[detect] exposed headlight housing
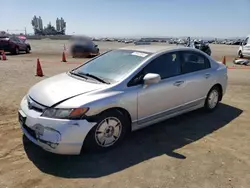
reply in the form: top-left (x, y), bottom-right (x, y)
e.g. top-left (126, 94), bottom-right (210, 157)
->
top-left (41, 107), bottom-right (89, 119)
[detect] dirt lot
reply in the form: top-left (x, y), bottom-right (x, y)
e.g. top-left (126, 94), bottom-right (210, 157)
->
top-left (0, 40), bottom-right (250, 188)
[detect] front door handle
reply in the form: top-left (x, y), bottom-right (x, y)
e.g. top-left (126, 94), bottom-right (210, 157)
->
top-left (173, 81), bottom-right (184, 86)
top-left (205, 73), bottom-right (211, 79)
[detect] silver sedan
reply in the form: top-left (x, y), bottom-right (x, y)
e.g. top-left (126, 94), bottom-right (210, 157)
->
top-left (19, 45), bottom-right (228, 155)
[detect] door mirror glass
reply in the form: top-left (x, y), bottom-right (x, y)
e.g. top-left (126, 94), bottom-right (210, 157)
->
top-left (143, 73), bottom-right (161, 85)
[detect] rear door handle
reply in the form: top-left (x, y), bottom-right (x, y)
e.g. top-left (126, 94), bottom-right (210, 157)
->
top-left (173, 81), bottom-right (184, 86)
top-left (205, 73), bottom-right (211, 79)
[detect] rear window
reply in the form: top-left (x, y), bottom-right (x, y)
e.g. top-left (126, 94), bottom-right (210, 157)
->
top-left (73, 38), bottom-right (93, 45)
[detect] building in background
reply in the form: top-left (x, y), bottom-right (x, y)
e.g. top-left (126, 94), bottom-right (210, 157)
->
top-left (31, 16), bottom-right (43, 35)
top-left (56, 17), bottom-right (66, 34)
top-left (38, 16), bottom-right (43, 31)
top-left (31, 16), bottom-right (66, 35)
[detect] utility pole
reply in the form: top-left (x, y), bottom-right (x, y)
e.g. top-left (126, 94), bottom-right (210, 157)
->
top-left (25, 27), bottom-right (27, 35)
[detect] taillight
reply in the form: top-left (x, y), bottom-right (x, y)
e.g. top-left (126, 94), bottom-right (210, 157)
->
top-left (0, 38), bottom-right (9, 43)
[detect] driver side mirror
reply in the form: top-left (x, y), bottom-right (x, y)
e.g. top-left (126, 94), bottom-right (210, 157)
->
top-left (94, 44), bottom-right (98, 47)
top-left (143, 73), bottom-right (161, 85)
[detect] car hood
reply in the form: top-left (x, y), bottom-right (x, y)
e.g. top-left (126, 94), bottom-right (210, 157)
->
top-left (28, 73), bottom-right (107, 107)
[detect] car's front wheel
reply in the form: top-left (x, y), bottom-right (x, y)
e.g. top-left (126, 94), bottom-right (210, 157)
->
top-left (26, 47), bottom-right (30, 53)
top-left (83, 110), bottom-right (129, 152)
top-left (204, 86), bottom-right (221, 112)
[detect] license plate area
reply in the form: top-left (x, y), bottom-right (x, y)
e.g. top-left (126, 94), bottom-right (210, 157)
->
top-left (18, 110), bottom-right (26, 126)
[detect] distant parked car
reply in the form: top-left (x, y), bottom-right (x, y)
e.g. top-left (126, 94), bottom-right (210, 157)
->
top-left (70, 36), bottom-right (99, 58)
top-left (134, 40), bottom-right (151, 45)
top-left (185, 39), bottom-right (212, 56)
top-left (238, 35), bottom-right (250, 58)
top-left (193, 41), bottom-right (211, 56)
top-left (0, 35), bottom-right (31, 54)
top-left (19, 45), bottom-right (227, 155)
top-left (124, 40), bottom-right (133, 44)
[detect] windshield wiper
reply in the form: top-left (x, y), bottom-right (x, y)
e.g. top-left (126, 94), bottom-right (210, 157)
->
top-left (81, 72), bottom-right (110, 84)
top-left (69, 71), bottom-right (88, 79)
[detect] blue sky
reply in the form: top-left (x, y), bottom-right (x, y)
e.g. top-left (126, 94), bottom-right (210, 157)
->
top-left (1, 0), bottom-right (250, 38)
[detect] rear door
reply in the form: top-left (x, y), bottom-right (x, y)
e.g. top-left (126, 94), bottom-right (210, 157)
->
top-left (242, 37), bottom-right (250, 57)
top-left (178, 50), bottom-right (214, 106)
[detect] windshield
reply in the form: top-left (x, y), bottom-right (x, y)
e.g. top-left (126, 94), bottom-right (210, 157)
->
top-left (72, 50), bottom-right (151, 83)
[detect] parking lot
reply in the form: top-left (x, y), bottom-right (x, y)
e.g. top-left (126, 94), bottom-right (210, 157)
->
top-left (0, 40), bottom-right (250, 188)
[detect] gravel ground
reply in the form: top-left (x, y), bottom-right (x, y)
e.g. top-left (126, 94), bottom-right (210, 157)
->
top-left (0, 41), bottom-right (250, 188)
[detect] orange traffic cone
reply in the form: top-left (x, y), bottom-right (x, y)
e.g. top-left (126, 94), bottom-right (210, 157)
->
top-left (36, 58), bottom-right (44, 77)
top-left (62, 51), bottom-right (67, 62)
top-left (222, 56), bottom-right (226, 66)
top-left (2, 51), bottom-right (6, 60)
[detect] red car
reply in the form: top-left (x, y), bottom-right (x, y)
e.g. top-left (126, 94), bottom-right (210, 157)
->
top-left (0, 35), bottom-right (31, 54)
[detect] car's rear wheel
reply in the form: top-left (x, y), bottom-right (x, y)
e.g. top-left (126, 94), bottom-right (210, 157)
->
top-left (12, 47), bottom-right (19, 55)
top-left (238, 50), bottom-right (243, 58)
top-left (83, 110), bottom-right (129, 152)
top-left (204, 86), bottom-right (221, 112)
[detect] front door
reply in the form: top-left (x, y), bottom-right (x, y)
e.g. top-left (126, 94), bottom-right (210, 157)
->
top-left (136, 51), bottom-right (184, 124)
top-left (15, 38), bottom-right (26, 51)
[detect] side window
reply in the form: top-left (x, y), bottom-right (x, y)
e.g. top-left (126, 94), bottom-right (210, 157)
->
top-left (242, 37), bottom-right (248, 46)
top-left (180, 51), bottom-right (210, 74)
top-left (244, 37), bottom-right (249, 45)
top-left (127, 52), bottom-right (181, 87)
top-left (15, 38), bottom-right (22, 43)
top-left (143, 52), bottom-right (181, 79)
top-left (10, 37), bottom-right (16, 42)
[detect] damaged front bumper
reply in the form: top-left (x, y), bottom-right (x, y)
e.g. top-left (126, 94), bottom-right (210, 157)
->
top-left (19, 97), bottom-right (96, 155)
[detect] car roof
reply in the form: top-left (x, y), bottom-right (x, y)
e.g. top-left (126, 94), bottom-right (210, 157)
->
top-left (119, 45), bottom-right (191, 54)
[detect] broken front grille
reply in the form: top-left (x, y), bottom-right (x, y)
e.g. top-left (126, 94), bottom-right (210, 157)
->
top-left (23, 124), bottom-right (36, 139)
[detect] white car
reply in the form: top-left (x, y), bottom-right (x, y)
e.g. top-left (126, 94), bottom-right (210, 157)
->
top-left (19, 45), bottom-right (228, 155)
top-left (238, 34), bottom-right (250, 58)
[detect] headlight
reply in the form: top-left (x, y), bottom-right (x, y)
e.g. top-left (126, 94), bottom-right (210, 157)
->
top-left (41, 107), bottom-right (89, 119)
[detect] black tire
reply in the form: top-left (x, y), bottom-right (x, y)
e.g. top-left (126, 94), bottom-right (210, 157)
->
top-left (204, 86), bottom-right (221, 112)
top-left (83, 110), bottom-right (130, 152)
top-left (207, 47), bottom-right (212, 56)
top-left (12, 47), bottom-right (19, 55)
top-left (26, 47), bottom-right (30, 53)
top-left (71, 50), bottom-right (76, 58)
top-left (238, 50), bottom-right (243, 58)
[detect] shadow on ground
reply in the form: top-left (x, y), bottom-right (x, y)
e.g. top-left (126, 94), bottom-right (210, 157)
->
top-left (23, 103), bottom-right (242, 178)
top-left (4, 52), bottom-right (28, 56)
